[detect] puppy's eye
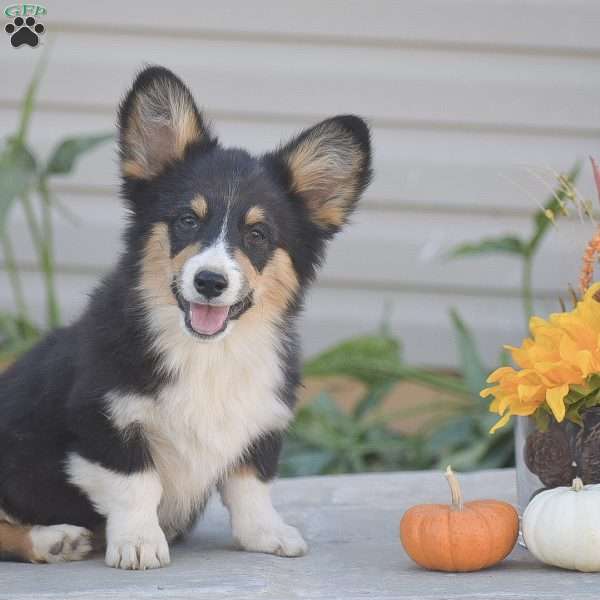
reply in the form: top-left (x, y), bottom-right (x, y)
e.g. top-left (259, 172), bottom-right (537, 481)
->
top-left (176, 214), bottom-right (199, 230)
top-left (245, 226), bottom-right (267, 246)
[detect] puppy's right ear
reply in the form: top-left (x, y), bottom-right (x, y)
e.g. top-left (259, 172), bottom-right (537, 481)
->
top-left (118, 66), bottom-right (213, 180)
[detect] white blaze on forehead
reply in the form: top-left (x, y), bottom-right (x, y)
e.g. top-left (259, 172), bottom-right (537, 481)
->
top-left (180, 240), bottom-right (244, 305)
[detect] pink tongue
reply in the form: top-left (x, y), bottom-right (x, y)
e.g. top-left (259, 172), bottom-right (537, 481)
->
top-left (189, 303), bottom-right (229, 335)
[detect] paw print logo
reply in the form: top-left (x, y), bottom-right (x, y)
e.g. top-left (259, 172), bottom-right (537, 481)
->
top-left (5, 16), bottom-right (45, 48)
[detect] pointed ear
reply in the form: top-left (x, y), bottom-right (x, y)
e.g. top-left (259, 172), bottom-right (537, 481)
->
top-left (269, 116), bottom-right (372, 231)
top-left (118, 66), bottom-right (213, 180)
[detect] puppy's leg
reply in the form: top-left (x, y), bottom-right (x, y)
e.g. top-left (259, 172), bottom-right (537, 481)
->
top-left (220, 434), bottom-right (307, 557)
top-left (0, 521), bottom-right (92, 563)
top-left (67, 454), bottom-right (169, 570)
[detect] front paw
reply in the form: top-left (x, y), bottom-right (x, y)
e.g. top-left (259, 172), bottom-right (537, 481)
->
top-left (30, 524), bottom-right (93, 563)
top-left (105, 527), bottom-right (170, 570)
top-left (234, 521), bottom-right (308, 557)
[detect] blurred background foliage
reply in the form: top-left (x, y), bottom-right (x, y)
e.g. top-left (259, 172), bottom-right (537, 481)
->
top-left (0, 62), bottom-right (580, 475)
top-left (281, 164), bottom-right (581, 476)
top-left (0, 56), bottom-right (112, 365)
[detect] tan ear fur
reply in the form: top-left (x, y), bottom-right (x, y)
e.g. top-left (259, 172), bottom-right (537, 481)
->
top-left (120, 69), bottom-right (208, 179)
top-left (277, 117), bottom-right (371, 229)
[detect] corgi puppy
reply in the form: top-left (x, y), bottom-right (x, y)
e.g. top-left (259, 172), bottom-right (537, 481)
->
top-left (0, 66), bottom-right (372, 569)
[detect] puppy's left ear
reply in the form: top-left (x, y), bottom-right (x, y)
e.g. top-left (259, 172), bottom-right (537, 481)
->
top-left (118, 66), bottom-right (213, 180)
top-left (267, 115), bottom-right (372, 232)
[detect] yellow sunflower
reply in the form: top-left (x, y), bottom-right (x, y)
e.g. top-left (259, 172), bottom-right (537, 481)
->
top-left (481, 282), bottom-right (600, 433)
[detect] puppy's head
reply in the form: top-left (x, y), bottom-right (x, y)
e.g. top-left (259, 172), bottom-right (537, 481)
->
top-left (119, 66), bottom-right (371, 343)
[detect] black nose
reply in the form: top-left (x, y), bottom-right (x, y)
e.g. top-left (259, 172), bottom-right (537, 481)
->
top-left (194, 271), bottom-right (228, 299)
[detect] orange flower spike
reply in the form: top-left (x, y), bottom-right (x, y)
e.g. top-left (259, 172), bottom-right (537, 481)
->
top-left (580, 233), bottom-right (600, 296)
top-left (580, 158), bottom-right (600, 295)
top-left (592, 157), bottom-right (600, 201)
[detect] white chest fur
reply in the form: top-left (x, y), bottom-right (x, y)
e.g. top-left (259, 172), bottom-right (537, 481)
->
top-left (107, 325), bottom-right (292, 538)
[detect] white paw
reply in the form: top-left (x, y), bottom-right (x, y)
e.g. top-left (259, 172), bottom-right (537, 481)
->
top-left (234, 522), bottom-right (308, 557)
top-left (105, 527), bottom-right (170, 570)
top-left (31, 524), bottom-right (93, 563)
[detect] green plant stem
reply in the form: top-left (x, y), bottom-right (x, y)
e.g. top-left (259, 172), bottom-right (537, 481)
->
top-left (364, 400), bottom-right (449, 427)
top-left (1, 232), bottom-right (28, 321)
top-left (38, 177), bottom-right (59, 327)
top-left (20, 191), bottom-right (43, 254)
top-left (522, 253), bottom-right (534, 329)
top-left (15, 52), bottom-right (48, 143)
top-left (20, 188), bottom-right (60, 328)
top-left (392, 365), bottom-right (470, 397)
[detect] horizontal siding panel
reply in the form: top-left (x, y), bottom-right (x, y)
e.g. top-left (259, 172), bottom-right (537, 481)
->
top-left (5, 195), bottom-right (588, 295)
top-left (0, 269), bottom-right (558, 367)
top-left (1, 0), bottom-right (597, 370)
top-left (303, 286), bottom-right (558, 365)
top-left (1, 33), bottom-right (599, 132)
top-left (50, 1), bottom-right (600, 52)
top-left (0, 108), bottom-right (596, 213)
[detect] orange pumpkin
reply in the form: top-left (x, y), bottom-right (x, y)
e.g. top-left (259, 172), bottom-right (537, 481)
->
top-left (400, 466), bottom-right (518, 572)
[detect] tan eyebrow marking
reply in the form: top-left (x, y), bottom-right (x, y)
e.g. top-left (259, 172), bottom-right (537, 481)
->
top-left (245, 206), bottom-right (265, 226)
top-left (191, 195), bottom-right (208, 219)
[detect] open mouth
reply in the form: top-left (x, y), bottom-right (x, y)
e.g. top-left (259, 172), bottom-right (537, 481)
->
top-left (184, 297), bottom-right (253, 338)
top-left (171, 281), bottom-right (253, 339)
top-left (188, 303), bottom-right (230, 336)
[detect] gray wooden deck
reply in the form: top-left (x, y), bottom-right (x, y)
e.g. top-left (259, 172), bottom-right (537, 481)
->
top-left (0, 470), bottom-right (596, 599)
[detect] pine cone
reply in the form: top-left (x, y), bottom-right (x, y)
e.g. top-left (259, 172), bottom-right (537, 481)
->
top-left (525, 425), bottom-right (574, 487)
top-left (576, 408), bottom-right (600, 484)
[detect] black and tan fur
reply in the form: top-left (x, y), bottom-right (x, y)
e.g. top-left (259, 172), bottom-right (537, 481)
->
top-left (0, 66), bottom-right (372, 569)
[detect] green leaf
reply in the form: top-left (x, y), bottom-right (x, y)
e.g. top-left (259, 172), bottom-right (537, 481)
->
top-left (280, 449), bottom-right (335, 476)
top-left (303, 334), bottom-right (402, 386)
top-left (476, 432), bottom-right (515, 469)
top-left (16, 52), bottom-right (48, 143)
top-left (353, 381), bottom-right (394, 419)
top-left (304, 334), bottom-right (469, 396)
top-left (529, 163), bottom-right (581, 253)
top-left (427, 416), bottom-right (474, 454)
top-left (583, 389), bottom-right (600, 410)
top-left (449, 309), bottom-right (487, 398)
top-left (391, 365), bottom-right (469, 396)
top-left (586, 374), bottom-right (600, 391)
top-left (564, 391), bottom-right (586, 405)
top-left (45, 133), bottom-right (113, 176)
top-left (0, 311), bottom-right (40, 359)
top-left (498, 348), bottom-right (511, 367)
top-left (291, 393), bottom-right (355, 449)
top-left (0, 312), bottom-right (20, 342)
top-left (565, 398), bottom-right (586, 427)
top-left (532, 407), bottom-right (550, 432)
top-left (437, 438), bottom-right (490, 471)
top-left (448, 236), bottom-right (527, 259)
top-left (563, 385), bottom-right (600, 426)
top-left (569, 383), bottom-right (592, 397)
top-left (0, 139), bottom-right (37, 232)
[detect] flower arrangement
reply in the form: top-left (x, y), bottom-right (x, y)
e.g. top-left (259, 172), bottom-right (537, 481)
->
top-left (481, 282), bottom-right (600, 433)
top-left (482, 158), bottom-right (600, 435)
top-left (480, 158), bottom-right (600, 508)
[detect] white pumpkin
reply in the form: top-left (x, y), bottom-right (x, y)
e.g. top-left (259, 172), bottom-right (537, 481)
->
top-left (523, 477), bottom-right (600, 572)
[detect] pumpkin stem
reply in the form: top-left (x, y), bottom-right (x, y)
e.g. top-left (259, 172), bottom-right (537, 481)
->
top-left (572, 477), bottom-right (585, 492)
top-left (445, 465), bottom-right (464, 510)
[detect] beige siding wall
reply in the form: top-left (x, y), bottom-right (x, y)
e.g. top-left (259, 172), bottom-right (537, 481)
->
top-left (1, 1), bottom-right (599, 366)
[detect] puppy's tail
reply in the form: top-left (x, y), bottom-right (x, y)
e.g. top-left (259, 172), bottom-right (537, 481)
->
top-left (0, 521), bottom-right (36, 562)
